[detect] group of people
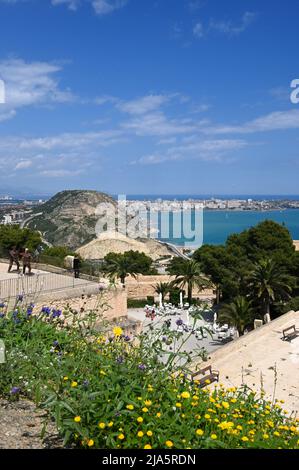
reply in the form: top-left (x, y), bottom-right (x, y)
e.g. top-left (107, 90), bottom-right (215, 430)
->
top-left (8, 246), bottom-right (32, 275)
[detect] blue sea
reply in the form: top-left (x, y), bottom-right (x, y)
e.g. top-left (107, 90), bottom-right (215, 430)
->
top-left (126, 195), bottom-right (299, 246)
top-left (164, 209), bottom-right (299, 246)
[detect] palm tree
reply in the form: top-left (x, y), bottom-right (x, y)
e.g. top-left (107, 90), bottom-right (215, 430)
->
top-left (102, 255), bottom-right (136, 286)
top-left (247, 258), bottom-right (293, 319)
top-left (153, 282), bottom-right (171, 303)
top-left (172, 259), bottom-right (210, 305)
top-left (218, 296), bottom-right (255, 336)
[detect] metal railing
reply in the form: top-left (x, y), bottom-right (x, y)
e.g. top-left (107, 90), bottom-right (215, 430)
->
top-left (0, 271), bottom-right (93, 300)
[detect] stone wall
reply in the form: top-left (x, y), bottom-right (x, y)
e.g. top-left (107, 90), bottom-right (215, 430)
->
top-left (35, 286), bottom-right (127, 322)
top-left (126, 274), bottom-right (215, 301)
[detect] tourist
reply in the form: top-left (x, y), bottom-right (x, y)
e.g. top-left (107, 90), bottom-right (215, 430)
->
top-left (73, 256), bottom-right (81, 279)
top-left (8, 246), bottom-right (20, 273)
top-left (22, 248), bottom-right (32, 275)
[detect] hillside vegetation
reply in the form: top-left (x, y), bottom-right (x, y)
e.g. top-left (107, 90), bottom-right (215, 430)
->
top-left (28, 190), bottom-right (116, 249)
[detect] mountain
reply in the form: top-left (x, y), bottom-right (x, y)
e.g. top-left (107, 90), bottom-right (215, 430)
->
top-left (28, 190), bottom-right (117, 249)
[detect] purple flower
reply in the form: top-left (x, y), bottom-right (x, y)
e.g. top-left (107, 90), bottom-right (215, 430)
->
top-left (138, 364), bottom-right (146, 371)
top-left (52, 309), bottom-right (62, 318)
top-left (116, 356), bottom-right (124, 364)
top-left (83, 380), bottom-right (89, 388)
top-left (41, 306), bottom-right (51, 316)
top-left (176, 319), bottom-right (183, 326)
top-left (10, 387), bottom-right (21, 395)
top-left (53, 340), bottom-right (59, 347)
top-left (124, 335), bottom-right (131, 342)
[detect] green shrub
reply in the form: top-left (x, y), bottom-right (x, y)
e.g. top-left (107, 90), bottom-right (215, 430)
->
top-left (127, 299), bottom-right (148, 309)
top-left (0, 302), bottom-right (298, 449)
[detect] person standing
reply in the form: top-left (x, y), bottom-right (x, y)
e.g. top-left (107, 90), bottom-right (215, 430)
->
top-left (22, 248), bottom-right (32, 275)
top-left (73, 256), bottom-right (80, 279)
top-left (8, 246), bottom-right (20, 273)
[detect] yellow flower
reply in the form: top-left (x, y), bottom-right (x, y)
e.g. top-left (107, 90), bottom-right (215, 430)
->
top-left (241, 436), bottom-right (249, 442)
top-left (137, 431), bottom-right (144, 438)
top-left (108, 422), bottom-right (113, 427)
top-left (165, 440), bottom-right (174, 448)
top-left (273, 431), bottom-right (280, 437)
top-left (222, 401), bottom-right (229, 409)
top-left (113, 326), bottom-right (123, 337)
top-left (147, 431), bottom-right (153, 437)
top-left (98, 422), bottom-right (106, 429)
top-left (211, 434), bottom-right (217, 440)
top-left (63, 376), bottom-right (69, 381)
top-left (142, 407), bottom-right (149, 413)
top-left (144, 444), bottom-right (152, 449)
top-left (126, 404), bottom-right (134, 410)
top-left (181, 391), bottom-right (190, 399)
top-left (118, 433), bottom-right (125, 440)
top-left (156, 413), bottom-right (161, 418)
top-left (137, 417), bottom-right (143, 423)
top-left (196, 429), bottom-right (204, 436)
top-left (176, 402), bottom-right (182, 408)
top-left (218, 421), bottom-right (234, 430)
top-left (144, 400), bottom-right (152, 406)
top-left (263, 434), bottom-right (269, 440)
top-left (71, 381), bottom-right (78, 388)
top-left (204, 414), bottom-right (211, 419)
top-left (100, 370), bottom-right (106, 376)
top-left (74, 416), bottom-right (81, 423)
top-left (237, 425), bottom-right (243, 431)
top-left (87, 439), bottom-right (94, 447)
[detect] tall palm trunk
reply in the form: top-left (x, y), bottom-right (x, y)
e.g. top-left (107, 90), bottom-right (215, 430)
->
top-left (188, 282), bottom-right (192, 305)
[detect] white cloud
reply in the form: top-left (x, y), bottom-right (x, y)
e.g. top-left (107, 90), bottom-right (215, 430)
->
top-left (133, 138), bottom-right (248, 165)
top-left (193, 22), bottom-right (204, 38)
top-left (209, 12), bottom-right (257, 36)
top-left (206, 109), bottom-right (299, 135)
top-left (0, 0), bottom-right (129, 15)
top-left (91, 0), bottom-right (128, 16)
top-left (51, 0), bottom-right (79, 10)
top-left (122, 112), bottom-right (197, 137)
top-left (15, 159), bottom-right (32, 170)
top-left (117, 95), bottom-right (170, 115)
top-left (0, 58), bottom-right (75, 122)
top-left (193, 12), bottom-right (257, 39)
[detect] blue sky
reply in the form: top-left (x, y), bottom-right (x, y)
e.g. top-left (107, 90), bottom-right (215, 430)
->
top-left (0, 0), bottom-right (298, 196)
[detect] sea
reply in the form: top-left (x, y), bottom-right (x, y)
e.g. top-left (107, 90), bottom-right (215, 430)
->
top-left (125, 195), bottom-right (299, 247)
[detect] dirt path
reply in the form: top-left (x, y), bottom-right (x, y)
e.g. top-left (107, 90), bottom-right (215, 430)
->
top-left (0, 399), bottom-right (62, 449)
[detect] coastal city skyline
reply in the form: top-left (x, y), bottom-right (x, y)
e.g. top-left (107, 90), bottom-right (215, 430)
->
top-left (0, 0), bottom-right (299, 195)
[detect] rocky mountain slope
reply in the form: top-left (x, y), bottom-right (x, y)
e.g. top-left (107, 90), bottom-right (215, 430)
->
top-left (28, 190), bottom-right (116, 249)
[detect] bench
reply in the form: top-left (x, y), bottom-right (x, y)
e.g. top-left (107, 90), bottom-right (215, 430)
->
top-left (282, 325), bottom-right (298, 341)
top-left (190, 365), bottom-right (219, 388)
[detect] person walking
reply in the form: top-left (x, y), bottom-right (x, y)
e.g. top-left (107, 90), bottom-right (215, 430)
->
top-left (8, 246), bottom-right (20, 273)
top-left (22, 248), bottom-right (32, 275)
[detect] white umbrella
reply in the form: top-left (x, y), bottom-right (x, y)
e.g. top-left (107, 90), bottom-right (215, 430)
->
top-left (159, 292), bottom-right (163, 308)
top-left (180, 291), bottom-right (183, 307)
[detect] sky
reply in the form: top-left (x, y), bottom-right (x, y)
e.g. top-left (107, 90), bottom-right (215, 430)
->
top-left (0, 0), bottom-right (299, 196)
